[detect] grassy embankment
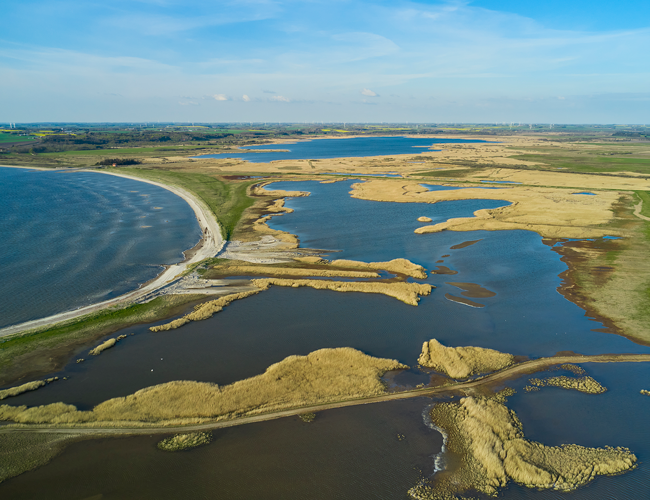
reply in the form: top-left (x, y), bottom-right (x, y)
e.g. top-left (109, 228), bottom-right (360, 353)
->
top-left (105, 167), bottom-right (256, 240)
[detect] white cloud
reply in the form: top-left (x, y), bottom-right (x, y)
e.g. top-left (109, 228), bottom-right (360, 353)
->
top-left (242, 94), bottom-right (251, 101)
top-left (213, 94), bottom-right (230, 101)
top-left (270, 95), bottom-right (290, 102)
top-left (361, 88), bottom-right (378, 97)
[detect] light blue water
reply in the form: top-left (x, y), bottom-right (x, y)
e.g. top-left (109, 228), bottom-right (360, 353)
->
top-left (193, 136), bottom-right (490, 163)
top-left (573, 192), bottom-right (596, 195)
top-left (0, 168), bottom-right (201, 328)
top-left (481, 180), bottom-right (522, 184)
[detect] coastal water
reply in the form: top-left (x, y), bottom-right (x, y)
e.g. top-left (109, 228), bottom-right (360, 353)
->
top-left (193, 136), bottom-right (489, 163)
top-left (0, 167), bottom-right (202, 328)
top-left (2, 178), bottom-right (649, 499)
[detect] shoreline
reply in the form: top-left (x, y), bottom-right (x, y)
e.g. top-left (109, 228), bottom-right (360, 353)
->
top-left (0, 168), bottom-right (224, 338)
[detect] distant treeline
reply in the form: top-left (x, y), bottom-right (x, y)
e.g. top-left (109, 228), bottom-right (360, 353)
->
top-left (96, 158), bottom-right (142, 166)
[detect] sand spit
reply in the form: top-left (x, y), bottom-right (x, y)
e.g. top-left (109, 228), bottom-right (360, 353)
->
top-left (410, 395), bottom-right (636, 499)
top-left (0, 348), bottom-right (406, 426)
top-left (418, 216), bottom-right (433, 222)
top-left (150, 289), bottom-right (264, 331)
top-left (330, 258), bottom-right (428, 279)
top-left (157, 431), bottom-right (212, 451)
top-left (0, 378), bottom-right (58, 401)
top-left (251, 278), bottom-right (432, 306)
top-left (351, 179), bottom-right (628, 239)
top-left (446, 282), bottom-right (496, 299)
top-left (444, 293), bottom-right (484, 308)
top-left (528, 376), bottom-right (607, 394)
top-left (418, 339), bottom-right (514, 379)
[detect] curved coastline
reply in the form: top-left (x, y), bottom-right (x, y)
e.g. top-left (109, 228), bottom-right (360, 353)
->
top-left (0, 168), bottom-right (224, 338)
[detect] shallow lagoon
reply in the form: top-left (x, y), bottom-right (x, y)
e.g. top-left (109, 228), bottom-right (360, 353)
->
top-left (193, 136), bottom-right (490, 163)
top-left (3, 178), bottom-right (649, 499)
top-left (0, 168), bottom-right (201, 328)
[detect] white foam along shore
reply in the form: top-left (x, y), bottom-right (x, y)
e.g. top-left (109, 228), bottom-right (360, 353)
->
top-left (0, 168), bottom-right (225, 338)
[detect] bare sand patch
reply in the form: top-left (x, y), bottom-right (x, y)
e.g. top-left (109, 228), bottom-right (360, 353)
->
top-left (418, 339), bottom-right (514, 379)
top-left (251, 278), bottom-right (432, 306)
top-left (527, 376), bottom-right (606, 394)
top-left (0, 348), bottom-right (406, 426)
top-left (409, 394), bottom-right (636, 499)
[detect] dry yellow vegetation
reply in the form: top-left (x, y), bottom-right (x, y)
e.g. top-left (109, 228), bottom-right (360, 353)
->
top-left (0, 348), bottom-right (406, 426)
top-left (641, 390), bottom-right (650, 396)
top-left (88, 338), bottom-right (116, 356)
top-left (351, 179), bottom-right (629, 239)
top-left (215, 264), bottom-right (380, 279)
top-left (0, 380), bottom-right (45, 400)
top-left (329, 258), bottom-right (428, 279)
top-left (251, 278), bottom-right (432, 306)
top-left (150, 289), bottom-right (265, 331)
top-left (418, 216), bottom-right (433, 222)
top-left (418, 339), bottom-right (514, 379)
top-left (528, 376), bottom-right (606, 394)
top-left (410, 395), bottom-right (636, 499)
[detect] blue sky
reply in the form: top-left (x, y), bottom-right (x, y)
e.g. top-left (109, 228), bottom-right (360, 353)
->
top-left (1, 0), bottom-right (648, 123)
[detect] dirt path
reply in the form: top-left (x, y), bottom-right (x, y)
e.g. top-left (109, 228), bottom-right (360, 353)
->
top-left (633, 200), bottom-right (650, 221)
top-left (0, 169), bottom-right (225, 338)
top-left (3, 352), bottom-right (649, 437)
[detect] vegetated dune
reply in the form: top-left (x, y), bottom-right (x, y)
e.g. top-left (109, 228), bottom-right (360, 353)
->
top-left (251, 278), bottom-right (432, 306)
top-left (89, 338), bottom-right (116, 356)
top-left (151, 289), bottom-right (265, 331)
top-left (330, 258), bottom-right (428, 279)
top-left (0, 348), bottom-right (406, 426)
top-left (418, 339), bottom-right (514, 378)
top-left (409, 395), bottom-right (636, 499)
top-left (527, 376), bottom-right (606, 394)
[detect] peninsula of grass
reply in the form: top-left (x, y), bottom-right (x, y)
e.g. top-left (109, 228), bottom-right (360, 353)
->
top-left (106, 167), bottom-right (256, 239)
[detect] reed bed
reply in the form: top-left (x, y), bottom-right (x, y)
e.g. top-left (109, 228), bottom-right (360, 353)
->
top-left (157, 431), bottom-right (212, 451)
top-left (150, 289), bottom-right (265, 331)
top-left (329, 258), bottom-right (428, 279)
top-left (409, 395), bottom-right (636, 499)
top-left (88, 338), bottom-right (116, 356)
top-left (418, 339), bottom-right (514, 379)
top-left (528, 376), bottom-right (606, 394)
top-left (0, 348), bottom-right (406, 426)
top-left (251, 278), bottom-right (432, 306)
top-left (0, 381), bottom-right (45, 400)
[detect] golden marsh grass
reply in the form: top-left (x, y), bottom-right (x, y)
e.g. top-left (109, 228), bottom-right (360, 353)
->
top-left (418, 339), bottom-right (514, 379)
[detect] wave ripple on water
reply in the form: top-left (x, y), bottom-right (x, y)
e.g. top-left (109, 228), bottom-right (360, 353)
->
top-left (0, 168), bottom-right (201, 329)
